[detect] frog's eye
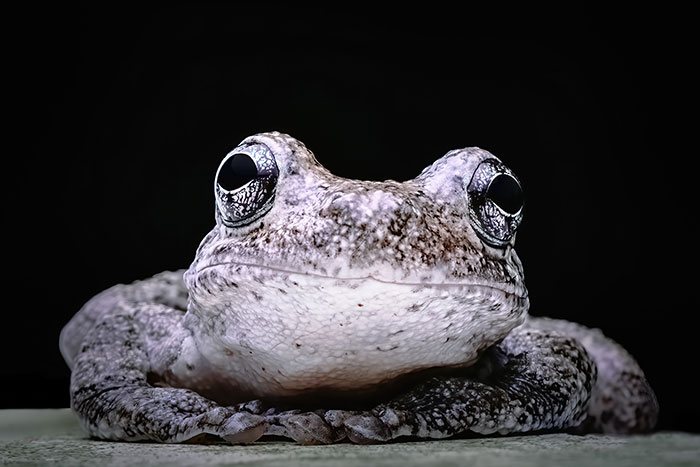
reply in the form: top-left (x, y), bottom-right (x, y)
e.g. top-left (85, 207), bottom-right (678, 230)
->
top-left (215, 142), bottom-right (279, 227)
top-left (466, 159), bottom-right (523, 247)
top-left (486, 173), bottom-right (524, 215)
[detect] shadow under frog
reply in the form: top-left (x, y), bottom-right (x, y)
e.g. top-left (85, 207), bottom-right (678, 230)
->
top-left (60, 132), bottom-right (658, 444)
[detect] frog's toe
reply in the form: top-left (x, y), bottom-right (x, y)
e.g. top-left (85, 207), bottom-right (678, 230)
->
top-left (234, 399), bottom-right (268, 415)
top-left (342, 413), bottom-right (392, 444)
top-left (324, 409), bottom-right (356, 430)
top-left (221, 412), bottom-right (266, 444)
top-left (282, 412), bottom-right (336, 445)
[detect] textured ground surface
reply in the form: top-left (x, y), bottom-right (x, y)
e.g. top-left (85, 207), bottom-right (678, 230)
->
top-left (1, 409), bottom-right (698, 466)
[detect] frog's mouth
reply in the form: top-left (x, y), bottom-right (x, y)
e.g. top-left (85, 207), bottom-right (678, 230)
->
top-left (189, 260), bottom-right (528, 300)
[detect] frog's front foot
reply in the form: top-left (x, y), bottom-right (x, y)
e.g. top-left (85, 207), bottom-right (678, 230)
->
top-left (323, 325), bottom-right (597, 443)
top-left (69, 301), bottom-right (265, 443)
top-left (322, 318), bottom-right (658, 443)
top-left (261, 410), bottom-right (338, 444)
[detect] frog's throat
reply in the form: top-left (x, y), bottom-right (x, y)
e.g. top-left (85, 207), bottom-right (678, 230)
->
top-left (190, 261), bottom-right (528, 299)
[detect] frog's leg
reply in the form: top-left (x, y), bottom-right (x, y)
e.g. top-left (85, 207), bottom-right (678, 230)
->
top-left (525, 316), bottom-right (658, 433)
top-left (326, 325), bottom-right (598, 443)
top-left (60, 270), bottom-right (189, 369)
top-left (64, 272), bottom-right (336, 444)
top-left (68, 302), bottom-right (260, 442)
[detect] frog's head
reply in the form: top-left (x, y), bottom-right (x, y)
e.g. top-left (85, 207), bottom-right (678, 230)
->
top-left (185, 132), bottom-right (529, 398)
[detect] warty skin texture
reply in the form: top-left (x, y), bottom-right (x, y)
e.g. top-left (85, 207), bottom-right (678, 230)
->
top-left (60, 132), bottom-right (658, 444)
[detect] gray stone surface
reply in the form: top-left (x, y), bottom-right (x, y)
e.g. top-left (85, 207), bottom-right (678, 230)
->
top-left (1, 409), bottom-right (698, 466)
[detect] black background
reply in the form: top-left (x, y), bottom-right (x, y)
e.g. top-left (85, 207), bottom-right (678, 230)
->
top-left (6, 4), bottom-right (696, 433)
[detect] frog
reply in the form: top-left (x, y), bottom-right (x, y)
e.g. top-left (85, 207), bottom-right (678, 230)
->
top-left (59, 131), bottom-right (658, 444)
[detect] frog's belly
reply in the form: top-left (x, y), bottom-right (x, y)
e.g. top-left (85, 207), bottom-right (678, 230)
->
top-left (184, 268), bottom-right (528, 401)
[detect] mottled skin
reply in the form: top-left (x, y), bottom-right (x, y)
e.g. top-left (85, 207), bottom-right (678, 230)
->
top-left (60, 132), bottom-right (658, 444)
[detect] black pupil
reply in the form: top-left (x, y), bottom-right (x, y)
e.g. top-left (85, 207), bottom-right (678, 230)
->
top-left (486, 174), bottom-right (523, 214)
top-left (218, 154), bottom-right (258, 191)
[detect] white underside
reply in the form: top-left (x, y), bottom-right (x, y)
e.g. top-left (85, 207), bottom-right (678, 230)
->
top-left (182, 263), bottom-right (528, 399)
